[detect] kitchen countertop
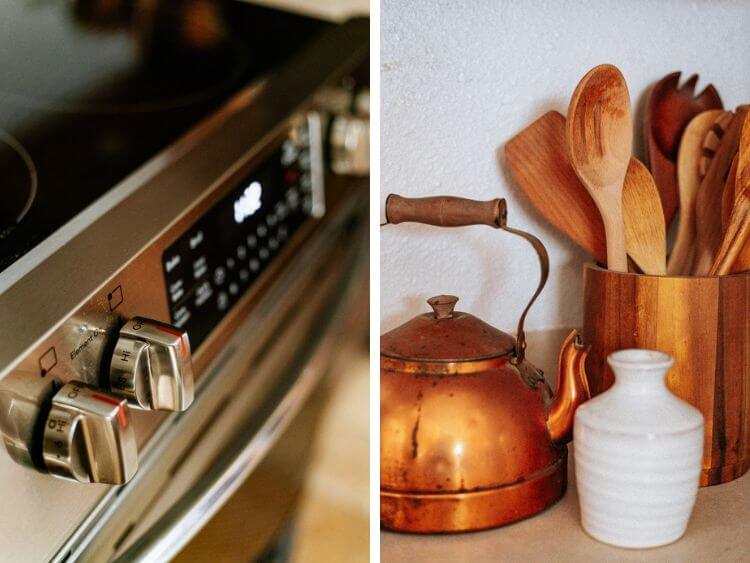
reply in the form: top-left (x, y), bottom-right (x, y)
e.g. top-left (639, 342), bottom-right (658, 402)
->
top-left (381, 445), bottom-right (750, 562)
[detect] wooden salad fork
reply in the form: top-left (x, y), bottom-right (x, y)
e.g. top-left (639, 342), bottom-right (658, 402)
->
top-left (645, 72), bottom-right (723, 227)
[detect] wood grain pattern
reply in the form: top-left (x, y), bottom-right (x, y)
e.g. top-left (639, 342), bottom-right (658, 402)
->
top-left (645, 72), bottom-right (723, 228)
top-left (710, 192), bottom-right (750, 275)
top-left (699, 111), bottom-right (734, 178)
top-left (385, 195), bottom-right (502, 228)
top-left (506, 112), bottom-right (664, 274)
top-left (722, 154), bottom-right (738, 232)
top-left (693, 107), bottom-right (747, 274)
top-left (582, 264), bottom-right (750, 486)
top-left (505, 111), bottom-right (607, 264)
top-left (567, 64), bottom-right (632, 272)
top-left (622, 159), bottom-right (666, 275)
top-left (731, 110), bottom-right (750, 273)
top-left (669, 109), bottom-right (726, 275)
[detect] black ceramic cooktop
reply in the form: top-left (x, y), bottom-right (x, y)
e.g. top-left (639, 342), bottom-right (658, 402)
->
top-left (0, 0), bottom-right (327, 274)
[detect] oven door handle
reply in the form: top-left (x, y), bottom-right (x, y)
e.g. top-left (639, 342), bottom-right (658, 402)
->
top-left (112, 296), bottom-right (348, 563)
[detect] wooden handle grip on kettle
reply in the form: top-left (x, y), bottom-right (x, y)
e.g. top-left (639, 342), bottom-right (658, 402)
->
top-left (384, 193), bottom-right (550, 365)
top-left (385, 195), bottom-right (504, 228)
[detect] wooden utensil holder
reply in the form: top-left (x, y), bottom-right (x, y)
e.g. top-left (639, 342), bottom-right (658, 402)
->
top-left (582, 263), bottom-right (750, 486)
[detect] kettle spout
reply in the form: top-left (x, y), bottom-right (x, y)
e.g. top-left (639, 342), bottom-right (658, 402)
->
top-left (547, 330), bottom-right (591, 444)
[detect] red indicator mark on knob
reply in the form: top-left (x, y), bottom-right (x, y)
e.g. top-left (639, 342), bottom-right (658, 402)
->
top-left (91, 392), bottom-right (128, 427)
top-left (152, 324), bottom-right (188, 355)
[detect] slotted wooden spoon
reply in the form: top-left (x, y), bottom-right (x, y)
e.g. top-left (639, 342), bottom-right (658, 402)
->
top-left (700, 111), bottom-right (734, 177)
top-left (668, 109), bottom-right (726, 274)
top-left (567, 64), bottom-right (632, 272)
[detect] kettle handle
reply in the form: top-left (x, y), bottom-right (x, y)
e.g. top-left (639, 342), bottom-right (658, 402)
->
top-left (384, 194), bottom-right (549, 364)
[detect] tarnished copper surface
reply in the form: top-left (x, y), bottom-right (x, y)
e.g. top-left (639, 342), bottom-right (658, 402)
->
top-left (380, 327), bottom-right (588, 533)
top-left (381, 453), bottom-right (567, 534)
top-left (380, 195), bottom-right (591, 533)
top-left (380, 297), bottom-right (514, 363)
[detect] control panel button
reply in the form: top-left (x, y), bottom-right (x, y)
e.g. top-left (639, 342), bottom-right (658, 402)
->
top-left (109, 318), bottom-right (194, 412)
top-left (42, 382), bottom-right (137, 485)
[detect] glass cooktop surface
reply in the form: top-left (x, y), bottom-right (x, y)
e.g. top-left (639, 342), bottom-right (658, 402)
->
top-left (0, 0), bottom-right (327, 274)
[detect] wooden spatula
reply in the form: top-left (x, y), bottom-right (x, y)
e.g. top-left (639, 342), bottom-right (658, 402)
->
top-left (505, 111), bottom-right (607, 263)
top-left (693, 106), bottom-right (748, 274)
top-left (506, 111), bottom-right (665, 274)
top-left (623, 159), bottom-right (667, 275)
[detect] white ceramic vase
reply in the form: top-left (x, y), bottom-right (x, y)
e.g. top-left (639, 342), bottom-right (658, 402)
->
top-left (573, 349), bottom-right (704, 548)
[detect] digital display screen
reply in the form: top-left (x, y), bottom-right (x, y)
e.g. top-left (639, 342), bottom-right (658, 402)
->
top-left (162, 125), bottom-right (315, 349)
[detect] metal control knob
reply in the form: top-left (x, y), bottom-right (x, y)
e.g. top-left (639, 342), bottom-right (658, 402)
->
top-left (43, 382), bottom-right (137, 484)
top-left (109, 318), bottom-right (194, 412)
top-left (330, 115), bottom-right (369, 175)
top-left (329, 96), bottom-right (369, 176)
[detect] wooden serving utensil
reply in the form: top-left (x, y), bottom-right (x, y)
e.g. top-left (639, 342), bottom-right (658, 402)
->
top-left (668, 109), bottom-right (726, 274)
top-left (567, 64), bottom-right (633, 272)
top-left (504, 111), bottom-right (607, 264)
top-left (506, 111), bottom-right (666, 274)
top-left (722, 153), bottom-right (738, 232)
top-left (710, 111), bottom-right (750, 275)
top-left (693, 106), bottom-right (748, 274)
top-left (622, 159), bottom-right (666, 275)
top-left (699, 111), bottom-right (734, 178)
top-left (645, 72), bottom-right (723, 227)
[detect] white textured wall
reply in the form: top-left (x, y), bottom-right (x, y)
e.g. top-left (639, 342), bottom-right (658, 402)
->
top-left (381, 0), bottom-right (750, 344)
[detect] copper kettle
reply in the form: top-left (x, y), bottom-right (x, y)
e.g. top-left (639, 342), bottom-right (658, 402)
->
top-left (380, 195), bottom-right (591, 533)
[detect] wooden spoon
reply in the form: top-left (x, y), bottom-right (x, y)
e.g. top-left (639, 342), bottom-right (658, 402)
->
top-left (693, 106), bottom-right (748, 274)
top-left (505, 111), bottom-right (665, 274)
top-left (668, 109), bottom-right (726, 274)
top-left (623, 159), bottom-right (666, 275)
top-left (567, 64), bottom-right (632, 272)
top-left (645, 72), bottom-right (723, 227)
top-left (711, 111), bottom-right (750, 275)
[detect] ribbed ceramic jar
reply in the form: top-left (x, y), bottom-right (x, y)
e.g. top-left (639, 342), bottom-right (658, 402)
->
top-left (574, 349), bottom-right (704, 548)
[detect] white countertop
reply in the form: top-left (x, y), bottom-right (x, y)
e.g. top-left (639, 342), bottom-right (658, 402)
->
top-left (381, 445), bottom-right (750, 562)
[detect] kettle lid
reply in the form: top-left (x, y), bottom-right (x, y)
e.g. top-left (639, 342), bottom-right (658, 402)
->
top-left (380, 295), bottom-right (515, 362)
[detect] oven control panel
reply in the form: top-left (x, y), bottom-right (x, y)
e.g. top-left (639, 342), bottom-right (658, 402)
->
top-left (161, 113), bottom-right (324, 349)
top-left (0, 317), bottom-right (194, 484)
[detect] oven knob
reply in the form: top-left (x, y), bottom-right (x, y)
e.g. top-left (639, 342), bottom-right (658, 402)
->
top-left (109, 318), bottom-right (194, 412)
top-left (43, 382), bottom-right (137, 484)
top-left (329, 89), bottom-right (369, 177)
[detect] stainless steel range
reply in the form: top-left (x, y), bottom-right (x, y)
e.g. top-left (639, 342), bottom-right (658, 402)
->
top-left (0, 2), bottom-right (369, 561)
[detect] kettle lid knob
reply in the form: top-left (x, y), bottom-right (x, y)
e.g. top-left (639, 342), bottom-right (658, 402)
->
top-left (427, 295), bottom-right (459, 319)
